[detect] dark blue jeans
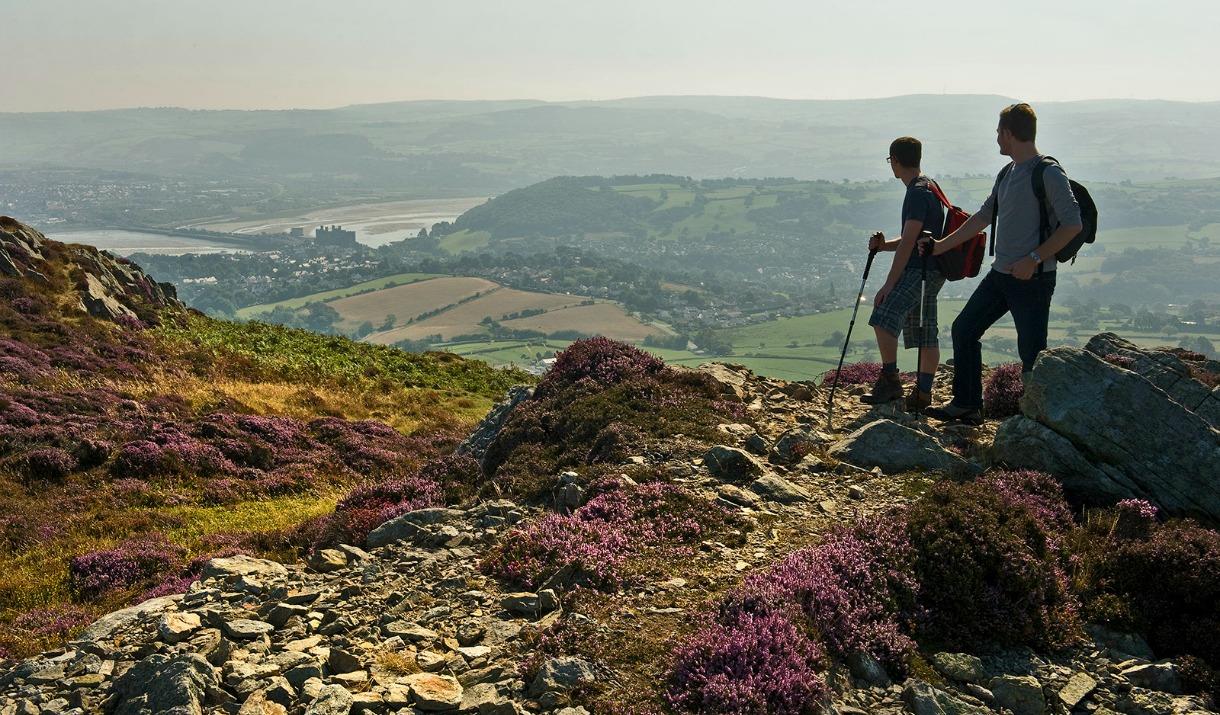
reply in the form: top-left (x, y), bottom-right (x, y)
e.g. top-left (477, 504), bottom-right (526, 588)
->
top-left (951, 269), bottom-right (1057, 409)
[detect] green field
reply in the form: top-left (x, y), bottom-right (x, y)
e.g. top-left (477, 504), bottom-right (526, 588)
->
top-left (438, 229), bottom-right (491, 254)
top-left (431, 299), bottom-right (1216, 383)
top-left (236, 272), bottom-right (440, 318)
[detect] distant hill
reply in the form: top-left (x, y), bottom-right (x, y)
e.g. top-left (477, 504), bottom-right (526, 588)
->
top-left (2, 95), bottom-right (1218, 195)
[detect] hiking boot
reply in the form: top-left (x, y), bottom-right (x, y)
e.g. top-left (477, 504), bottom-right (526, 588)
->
top-left (905, 388), bottom-right (932, 413)
top-left (860, 371), bottom-right (904, 404)
top-left (923, 402), bottom-right (983, 425)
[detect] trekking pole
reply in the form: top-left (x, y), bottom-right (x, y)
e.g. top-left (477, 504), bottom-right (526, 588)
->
top-left (917, 231), bottom-right (932, 410)
top-left (826, 248), bottom-right (879, 430)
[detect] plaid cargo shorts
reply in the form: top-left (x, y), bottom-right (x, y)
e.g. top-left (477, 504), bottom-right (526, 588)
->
top-left (867, 263), bottom-right (946, 348)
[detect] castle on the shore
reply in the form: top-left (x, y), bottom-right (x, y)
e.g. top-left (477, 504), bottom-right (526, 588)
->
top-left (314, 224), bottom-right (357, 247)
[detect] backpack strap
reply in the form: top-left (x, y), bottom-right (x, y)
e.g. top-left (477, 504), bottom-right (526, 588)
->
top-left (927, 178), bottom-right (952, 210)
top-left (989, 164), bottom-right (1014, 257)
top-left (1031, 156), bottom-right (1060, 274)
top-left (927, 179), bottom-right (953, 238)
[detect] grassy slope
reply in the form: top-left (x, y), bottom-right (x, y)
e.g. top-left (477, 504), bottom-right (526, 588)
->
top-left (0, 308), bottom-right (529, 654)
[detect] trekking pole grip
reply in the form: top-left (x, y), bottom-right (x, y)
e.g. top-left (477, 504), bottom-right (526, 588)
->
top-left (864, 248), bottom-right (878, 279)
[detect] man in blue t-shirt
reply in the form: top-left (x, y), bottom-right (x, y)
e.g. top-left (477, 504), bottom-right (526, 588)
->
top-left (860, 136), bottom-right (946, 412)
top-left (920, 103), bottom-right (1083, 424)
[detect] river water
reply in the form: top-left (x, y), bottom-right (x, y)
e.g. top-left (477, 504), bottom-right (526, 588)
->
top-left (50, 230), bottom-right (242, 256)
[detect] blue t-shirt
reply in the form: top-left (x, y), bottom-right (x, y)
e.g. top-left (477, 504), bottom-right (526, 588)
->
top-left (901, 175), bottom-right (946, 240)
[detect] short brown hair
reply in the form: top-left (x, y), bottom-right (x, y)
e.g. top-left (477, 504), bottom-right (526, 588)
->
top-left (889, 136), bottom-right (921, 169)
top-left (999, 103), bottom-right (1037, 142)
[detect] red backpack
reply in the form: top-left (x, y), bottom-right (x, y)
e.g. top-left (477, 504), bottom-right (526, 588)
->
top-left (928, 180), bottom-right (986, 281)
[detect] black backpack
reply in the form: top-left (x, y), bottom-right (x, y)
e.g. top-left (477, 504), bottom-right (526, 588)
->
top-left (990, 156), bottom-right (1099, 266)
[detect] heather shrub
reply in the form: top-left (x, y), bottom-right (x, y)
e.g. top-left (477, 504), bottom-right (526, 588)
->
top-left (1073, 514), bottom-right (1220, 666)
top-left (69, 536), bottom-right (184, 599)
top-left (305, 475), bottom-right (442, 548)
top-left (12, 605), bottom-right (92, 640)
top-left (820, 362), bottom-right (882, 387)
top-left (0, 513), bottom-right (61, 554)
top-left (483, 480), bottom-right (738, 590)
top-left (586, 422), bottom-right (646, 465)
top-left (722, 516), bottom-right (918, 669)
top-left (535, 337), bottom-right (666, 399)
top-left (487, 376), bottom-right (732, 487)
top-left (482, 339), bottom-right (742, 499)
top-left (72, 438), bottom-right (113, 469)
top-left (983, 363), bottom-right (1024, 418)
top-left (1176, 656), bottom-right (1220, 703)
top-left (9, 446), bottom-right (77, 481)
top-left (419, 453), bottom-right (483, 503)
top-left (488, 442), bottom-right (558, 502)
top-left (667, 611), bottom-right (828, 715)
top-left (906, 472), bottom-right (1081, 650)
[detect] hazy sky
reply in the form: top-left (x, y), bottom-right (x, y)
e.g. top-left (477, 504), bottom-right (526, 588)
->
top-left (5, 0), bottom-right (1218, 111)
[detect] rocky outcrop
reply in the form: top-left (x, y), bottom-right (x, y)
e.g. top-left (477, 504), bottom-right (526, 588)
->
top-left (992, 344), bottom-right (1220, 522)
top-left (1085, 333), bottom-right (1219, 429)
top-left (112, 654), bottom-right (219, 715)
top-left (457, 385), bottom-right (534, 464)
top-left (829, 419), bottom-right (970, 475)
top-left (0, 216), bottom-right (183, 323)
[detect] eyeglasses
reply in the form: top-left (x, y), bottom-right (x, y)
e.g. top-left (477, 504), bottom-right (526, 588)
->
top-left (885, 157), bottom-right (893, 164)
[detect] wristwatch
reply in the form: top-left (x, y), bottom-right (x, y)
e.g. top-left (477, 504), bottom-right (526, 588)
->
top-left (1028, 251), bottom-right (1043, 264)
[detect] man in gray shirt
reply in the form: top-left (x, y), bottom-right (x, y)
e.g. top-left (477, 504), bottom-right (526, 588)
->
top-left (920, 103), bottom-right (1083, 423)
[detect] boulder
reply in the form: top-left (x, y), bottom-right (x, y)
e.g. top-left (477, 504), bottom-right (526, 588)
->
top-left (991, 416), bottom-right (1141, 504)
top-left (201, 555), bottom-right (288, 582)
top-left (527, 657), bottom-right (596, 697)
top-left (769, 427), bottom-right (827, 464)
top-left (82, 272), bottom-right (139, 321)
top-left (307, 549), bottom-right (348, 573)
top-left (1121, 662), bottom-right (1180, 694)
top-left (901, 679), bottom-right (990, 715)
top-left (403, 673), bottom-right (463, 711)
top-left (112, 653), bottom-right (218, 715)
top-left (749, 474), bottom-right (811, 504)
top-left (930, 652), bottom-right (986, 684)
top-left (158, 612), bottom-right (202, 644)
top-left (239, 689), bottom-right (288, 715)
top-left (994, 345), bottom-right (1220, 522)
top-left (703, 445), bottom-right (764, 481)
top-left (698, 362), bottom-right (750, 400)
top-left (989, 674), bottom-right (1045, 715)
top-left (846, 651), bottom-right (890, 687)
top-left (305, 685), bottom-right (353, 715)
top-left (1116, 688), bottom-right (1212, 715)
top-left (223, 619), bottom-right (274, 640)
top-left (1058, 671), bottom-right (1097, 709)
top-left (77, 594), bottom-right (182, 642)
top-left (829, 419), bottom-right (969, 474)
top-left (367, 508), bottom-right (464, 548)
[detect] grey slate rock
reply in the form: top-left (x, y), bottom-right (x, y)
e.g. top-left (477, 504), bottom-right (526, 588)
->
top-left (457, 385), bottom-right (533, 462)
top-left (749, 474), bottom-right (811, 504)
top-left (527, 656), bottom-right (596, 697)
top-left (304, 684), bottom-right (353, 715)
top-left (112, 654), bottom-right (218, 715)
top-left (703, 445), bottom-right (764, 481)
top-left (990, 674), bottom-right (1046, 715)
top-left (1001, 346), bottom-right (1220, 522)
top-left (829, 419), bottom-right (969, 474)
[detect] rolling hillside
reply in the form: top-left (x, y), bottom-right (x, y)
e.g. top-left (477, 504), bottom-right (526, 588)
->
top-left (4, 96), bottom-right (1220, 197)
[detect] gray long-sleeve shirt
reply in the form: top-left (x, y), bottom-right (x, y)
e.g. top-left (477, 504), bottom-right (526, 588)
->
top-left (977, 155), bottom-right (1082, 274)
